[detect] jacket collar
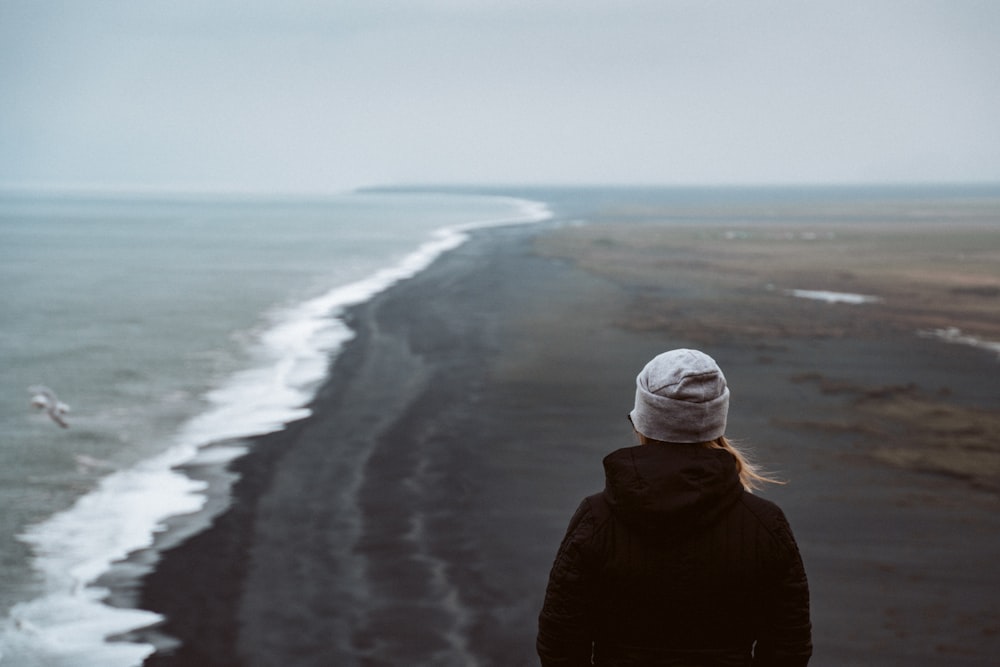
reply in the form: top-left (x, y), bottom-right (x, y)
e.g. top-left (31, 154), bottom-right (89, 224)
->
top-left (602, 444), bottom-right (743, 538)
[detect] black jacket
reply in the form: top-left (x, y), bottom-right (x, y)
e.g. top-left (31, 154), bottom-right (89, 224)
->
top-left (538, 444), bottom-right (812, 666)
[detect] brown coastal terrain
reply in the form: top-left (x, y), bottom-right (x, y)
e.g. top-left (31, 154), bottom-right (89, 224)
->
top-left (135, 189), bottom-right (1000, 666)
top-left (536, 202), bottom-right (1000, 493)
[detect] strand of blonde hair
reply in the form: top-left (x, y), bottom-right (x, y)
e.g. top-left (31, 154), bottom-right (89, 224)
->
top-left (704, 436), bottom-right (784, 492)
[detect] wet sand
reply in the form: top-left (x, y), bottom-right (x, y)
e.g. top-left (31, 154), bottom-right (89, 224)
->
top-left (137, 193), bottom-right (1000, 666)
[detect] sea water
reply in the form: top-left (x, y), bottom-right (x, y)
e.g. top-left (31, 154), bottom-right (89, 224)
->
top-left (0, 190), bottom-right (551, 666)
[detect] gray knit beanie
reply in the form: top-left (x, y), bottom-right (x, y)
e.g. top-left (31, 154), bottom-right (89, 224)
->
top-left (629, 348), bottom-right (730, 443)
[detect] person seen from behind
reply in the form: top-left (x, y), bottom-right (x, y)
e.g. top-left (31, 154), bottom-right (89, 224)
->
top-left (537, 348), bottom-right (812, 666)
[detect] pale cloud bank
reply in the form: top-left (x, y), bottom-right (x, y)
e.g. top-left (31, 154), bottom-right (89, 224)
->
top-left (2, 0), bottom-right (999, 193)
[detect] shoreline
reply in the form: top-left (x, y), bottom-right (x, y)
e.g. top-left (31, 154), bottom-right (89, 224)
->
top-left (135, 199), bottom-right (1000, 665)
top-left (0, 190), bottom-right (553, 667)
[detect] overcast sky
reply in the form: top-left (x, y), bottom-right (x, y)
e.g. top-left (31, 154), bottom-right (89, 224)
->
top-left (2, 0), bottom-right (999, 193)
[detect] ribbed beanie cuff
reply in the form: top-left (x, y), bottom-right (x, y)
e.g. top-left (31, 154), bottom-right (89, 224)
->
top-left (629, 349), bottom-right (729, 443)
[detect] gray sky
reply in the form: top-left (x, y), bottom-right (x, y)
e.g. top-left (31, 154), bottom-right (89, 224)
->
top-left (2, 0), bottom-right (999, 193)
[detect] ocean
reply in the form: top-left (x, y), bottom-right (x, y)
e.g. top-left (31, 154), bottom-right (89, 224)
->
top-left (0, 190), bottom-right (551, 666)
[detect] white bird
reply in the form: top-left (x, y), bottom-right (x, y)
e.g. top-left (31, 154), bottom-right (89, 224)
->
top-left (28, 385), bottom-right (70, 428)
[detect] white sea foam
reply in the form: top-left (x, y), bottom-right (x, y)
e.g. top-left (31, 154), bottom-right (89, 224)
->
top-left (918, 326), bottom-right (1000, 359)
top-left (0, 196), bottom-right (552, 667)
top-left (786, 288), bottom-right (882, 305)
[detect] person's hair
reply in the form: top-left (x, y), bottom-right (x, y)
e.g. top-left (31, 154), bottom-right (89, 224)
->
top-left (703, 436), bottom-right (784, 492)
top-left (634, 431), bottom-right (783, 492)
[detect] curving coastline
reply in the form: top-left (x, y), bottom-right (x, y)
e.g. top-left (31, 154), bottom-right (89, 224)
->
top-left (136, 190), bottom-right (1000, 666)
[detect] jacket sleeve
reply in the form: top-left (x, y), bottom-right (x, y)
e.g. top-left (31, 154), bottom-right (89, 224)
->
top-left (537, 498), bottom-right (600, 666)
top-left (753, 508), bottom-right (813, 666)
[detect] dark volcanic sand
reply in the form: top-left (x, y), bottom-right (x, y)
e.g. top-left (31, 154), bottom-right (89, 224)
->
top-left (137, 221), bottom-right (1000, 666)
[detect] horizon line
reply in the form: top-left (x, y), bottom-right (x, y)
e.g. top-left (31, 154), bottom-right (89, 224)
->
top-left (3, 179), bottom-right (1000, 199)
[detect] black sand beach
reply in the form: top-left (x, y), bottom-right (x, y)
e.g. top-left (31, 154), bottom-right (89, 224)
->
top-left (137, 193), bottom-right (1000, 666)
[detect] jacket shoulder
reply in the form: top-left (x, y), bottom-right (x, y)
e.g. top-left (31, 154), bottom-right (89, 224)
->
top-left (560, 493), bottom-right (613, 545)
top-left (737, 492), bottom-right (802, 555)
top-left (586, 492), bottom-right (614, 528)
top-left (738, 491), bottom-right (785, 521)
